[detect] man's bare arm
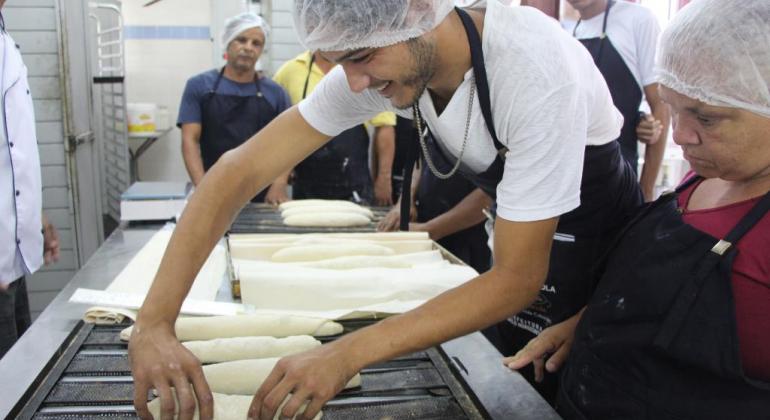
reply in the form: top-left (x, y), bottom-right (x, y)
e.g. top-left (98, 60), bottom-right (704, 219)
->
top-left (421, 188), bottom-right (492, 241)
top-left (373, 125), bottom-right (396, 206)
top-left (639, 84), bottom-right (670, 201)
top-left (180, 123), bottom-right (206, 186)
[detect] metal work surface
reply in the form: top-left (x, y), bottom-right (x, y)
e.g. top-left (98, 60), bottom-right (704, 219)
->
top-left (229, 203), bottom-right (391, 233)
top-left (0, 224), bottom-right (560, 419)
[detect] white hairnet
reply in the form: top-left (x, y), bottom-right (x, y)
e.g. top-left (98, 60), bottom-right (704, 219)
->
top-left (656, 0), bottom-right (770, 117)
top-left (294, 0), bottom-right (455, 51)
top-left (222, 12), bottom-right (269, 49)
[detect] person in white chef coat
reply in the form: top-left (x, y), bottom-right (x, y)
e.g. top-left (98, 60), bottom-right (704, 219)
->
top-left (0, 1), bottom-right (59, 359)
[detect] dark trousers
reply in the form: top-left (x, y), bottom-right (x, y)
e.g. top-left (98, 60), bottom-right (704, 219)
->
top-left (0, 276), bottom-right (32, 359)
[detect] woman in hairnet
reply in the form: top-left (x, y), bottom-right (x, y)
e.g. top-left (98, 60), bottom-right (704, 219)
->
top-left (507, 1), bottom-right (770, 417)
top-left (129, 1), bottom-right (641, 419)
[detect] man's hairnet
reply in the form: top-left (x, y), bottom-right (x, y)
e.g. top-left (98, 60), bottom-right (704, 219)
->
top-left (222, 12), bottom-right (269, 49)
top-left (656, 0), bottom-right (770, 118)
top-left (294, 0), bottom-right (455, 52)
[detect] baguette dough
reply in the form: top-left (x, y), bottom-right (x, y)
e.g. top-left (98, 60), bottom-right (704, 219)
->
top-left (240, 264), bottom-right (478, 311)
top-left (291, 250), bottom-right (446, 269)
top-left (283, 212), bottom-right (371, 227)
top-left (281, 205), bottom-right (374, 219)
top-left (120, 314), bottom-right (343, 341)
top-left (270, 243), bottom-right (394, 262)
top-left (147, 392), bottom-right (321, 420)
top-left (202, 358), bottom-right (361, 395)
top-left (183, 336), bottom-right (321, 363)
top-left (279, 199), bottom-right (360, 211)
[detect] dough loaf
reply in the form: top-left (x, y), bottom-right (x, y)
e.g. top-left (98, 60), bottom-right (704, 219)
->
top-left (279, 199), bottom-right (360, 211)
top-left (183, 336), bottom-right (321, 363)
top-left (203, 357), bottom-right (362, 395)
top-left (270, 243), bottom-right (394, 262)
top-left (120, 314), bottom-right (342, 341)
top-left (281, 205), bottom-right (374, 219)
top-left (147, 392), bottom-right (321, 420)
top-left (283, 212), bottom-right (371, 227)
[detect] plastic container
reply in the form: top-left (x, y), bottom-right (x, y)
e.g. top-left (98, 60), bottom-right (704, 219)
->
top-left (127, 103), bottom-right (158, 133)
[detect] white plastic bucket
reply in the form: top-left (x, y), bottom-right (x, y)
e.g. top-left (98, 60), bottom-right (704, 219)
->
top-left (127, 103), bottom-right (158, 133)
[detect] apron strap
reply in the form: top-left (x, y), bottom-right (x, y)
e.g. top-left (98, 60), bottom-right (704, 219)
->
top-left (211, 67), bottom-right (226, 94)
top-left (400, 118), bottom-right (420, 231)
top-left (654, 185), bottom-right (770, 349)
top-left (301, 52), bottom-right (315, 100)
top-left (455, 7), bottom-right (506, 153)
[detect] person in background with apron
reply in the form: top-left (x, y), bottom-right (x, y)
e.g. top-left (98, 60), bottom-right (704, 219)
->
top-left (508, 2), bottom-right (770, 417)
top-left (128, 2), bottom-right (644, 418)
top-left (566, 0), bottom-right (670, 202)
top-left (177, 13), bottom-right (291, 202)
top-left (272, 51), bottom-right (397, 205)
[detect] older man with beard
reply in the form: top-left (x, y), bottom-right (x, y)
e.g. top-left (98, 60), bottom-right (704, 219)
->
top-left (129, 1), bottom-right (643, 419)
top-left (177, 13), bottom-right (290, 201)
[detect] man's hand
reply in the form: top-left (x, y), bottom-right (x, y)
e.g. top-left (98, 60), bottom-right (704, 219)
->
top-left (376, 203), bottom-right (417, 232)
top-left (42, 213), bottom-right (59, 265)
top-left (636, 113), bottom-right (663, 145)
top-left (248, 343), bottom-right (358, 420)
top-left (373, 175), bottom-right (393, 206)
top-left (503, 308), bottom-right (584, 382)
top-left (264, 183), bottom-right (290, 206)
top-left (129, 323), bottom-right (214, 420)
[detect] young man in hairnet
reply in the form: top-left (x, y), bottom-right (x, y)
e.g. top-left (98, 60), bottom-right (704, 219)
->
top-left (128, 1), bottom-right (642, 419)
top-left (507, 1), bottom-right (770, 417)
top-left (177, 12), bottom-right (291, 202)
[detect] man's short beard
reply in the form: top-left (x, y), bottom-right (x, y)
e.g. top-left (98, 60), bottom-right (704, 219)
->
top-left (393, 37), bottom-right (436, 110)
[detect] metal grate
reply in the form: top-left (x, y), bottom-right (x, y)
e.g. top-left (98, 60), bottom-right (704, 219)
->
top-left (229, 203), bottom-right (390, 234)
top-left (18, 323), bottom-right (486, 420)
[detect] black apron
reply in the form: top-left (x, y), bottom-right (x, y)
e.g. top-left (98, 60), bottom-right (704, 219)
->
top-left (397, 7), bottom-right (643, 401)
top-left (559, 177), bottom-right (770, 420)
top-left (293, 55), bottom-right (373, 203)
top-left (200, 67), bottom-right (278, 202)
top-left (574, 0), bottom-right (644, 172)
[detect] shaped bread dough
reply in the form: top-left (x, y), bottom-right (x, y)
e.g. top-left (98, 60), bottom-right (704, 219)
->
top-left (279, 199), bottom-right (360, 211)
top-left (120, 314), bottom-right (343, 341)
top-left (283, 212), bottom-right (370, 227)
top-left (183, 336), bottom-right (321, 363)
top-left (239, 264), bottom-right (478, 311)
top-left (270, 243), bottom-right (394, 262)
top-left (228, 231), bottom-right (429, 244)
top-left (281, 205), bottom-right (373, 219)
top-left (291, 250), bottom-right (446, 269)
top-left (203, 357), bottom-right (361, 395)
top-left (147, 392), bottom-right (321, 420)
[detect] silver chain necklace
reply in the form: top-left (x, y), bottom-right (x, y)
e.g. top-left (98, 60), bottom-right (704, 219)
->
top-left (412, 79), bottom-right (476, 180)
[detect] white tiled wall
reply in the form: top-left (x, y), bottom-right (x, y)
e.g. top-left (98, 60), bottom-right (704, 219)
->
top-left (122, 0), bottom-right (214, 182)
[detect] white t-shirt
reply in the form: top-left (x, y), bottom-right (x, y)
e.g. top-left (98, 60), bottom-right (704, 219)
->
top-left (564, 1), bottom-right (660, 90)
top-left (299, 0), bottom-right (622, 222)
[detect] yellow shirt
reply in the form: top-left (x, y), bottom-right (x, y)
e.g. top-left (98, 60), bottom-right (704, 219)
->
top-left (273, 51), bottom-right (396, 128)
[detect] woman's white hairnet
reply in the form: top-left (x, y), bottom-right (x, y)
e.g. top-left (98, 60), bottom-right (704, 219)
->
top-left (656, 0), bottom-right (770, 117)
top-left (293, 0), bottom-right (455, 52)
top-left (222, 12), bottom-right (269, 49)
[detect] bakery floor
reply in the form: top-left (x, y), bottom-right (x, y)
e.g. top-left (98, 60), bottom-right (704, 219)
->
top-left (0, 225), bottom-right (560, 420)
